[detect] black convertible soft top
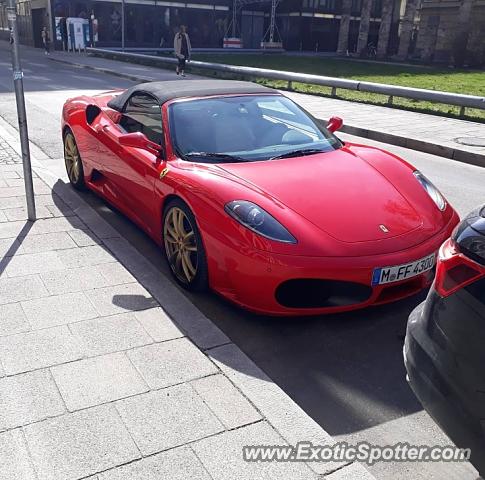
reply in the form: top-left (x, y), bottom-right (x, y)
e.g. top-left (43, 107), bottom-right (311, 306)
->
top-left (106, 80), bottom-right (275, 112)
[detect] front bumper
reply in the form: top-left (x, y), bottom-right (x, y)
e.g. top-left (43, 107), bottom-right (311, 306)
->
top-left (210, 210), bottom-right (459, 316)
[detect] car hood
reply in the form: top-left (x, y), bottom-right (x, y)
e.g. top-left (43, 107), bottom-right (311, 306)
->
top-left (217, 147), bottom-right (423, 244)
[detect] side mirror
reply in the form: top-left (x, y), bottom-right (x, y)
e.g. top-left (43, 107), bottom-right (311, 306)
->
top-left (119, 132), bottom-right (162, 157)
top-left (327, 116), bottom-right (343, 133)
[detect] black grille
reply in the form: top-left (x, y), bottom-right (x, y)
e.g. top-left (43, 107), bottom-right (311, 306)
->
top-left (275, 279), bottom-right (372, 309)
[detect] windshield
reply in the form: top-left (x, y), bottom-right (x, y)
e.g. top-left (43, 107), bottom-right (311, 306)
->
top-left (169, 95), bottom-right (342, 163)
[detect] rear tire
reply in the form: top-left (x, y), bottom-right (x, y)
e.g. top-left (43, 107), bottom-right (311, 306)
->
top-left (163, 198), bottom-right (209, 292)
top-left (63, 129), bottom-right (86, 190)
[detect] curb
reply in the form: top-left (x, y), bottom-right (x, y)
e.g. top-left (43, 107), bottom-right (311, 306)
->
top-left (0, 115), bottom-right (376, 479)
top-left (49, 56), bottom-right (155, 83)
top-left (341, 124), bottom-right (485, 169)
top-left (49, 55), bottom-right (485, 169)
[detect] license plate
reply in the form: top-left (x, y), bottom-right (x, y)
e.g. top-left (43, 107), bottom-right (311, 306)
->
top-left (372, 253), bottom-right (436, 286)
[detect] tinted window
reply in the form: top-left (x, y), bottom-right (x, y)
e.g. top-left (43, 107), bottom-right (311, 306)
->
top-left (120, 93), bottom-right (163, 144)
top-left (169, 95), bottom-right (341, 163)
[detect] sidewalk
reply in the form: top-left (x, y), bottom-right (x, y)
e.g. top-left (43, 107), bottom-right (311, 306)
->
top-left (0, 125), bottom-right (376, 478)
top-left (48, 49), bottom-right (485, 168)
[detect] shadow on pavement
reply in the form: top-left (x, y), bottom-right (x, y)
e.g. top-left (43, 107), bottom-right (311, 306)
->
top-left (0, 222), bottom-right (33, 276)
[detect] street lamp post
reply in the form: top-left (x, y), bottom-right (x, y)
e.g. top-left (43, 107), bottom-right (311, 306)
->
top-left (121, 0), bottom-right (125, 51)
top-left (6, 0), bottom-right (36, 221)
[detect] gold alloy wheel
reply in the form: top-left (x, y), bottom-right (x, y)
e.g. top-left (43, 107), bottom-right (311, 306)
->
top-left (64, 133), bottom-right (81, 184)
top-left (164, 207), bottom-right (198, 284)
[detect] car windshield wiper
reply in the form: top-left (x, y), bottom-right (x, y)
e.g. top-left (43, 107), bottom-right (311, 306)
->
top-left (185, 152), bottom-right (249, 163)
top-left (269, 148), bottom-right (327, 160)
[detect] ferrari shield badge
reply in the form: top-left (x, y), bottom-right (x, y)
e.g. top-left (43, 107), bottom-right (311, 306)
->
top-left (159, 167), bottom-right (169, 180)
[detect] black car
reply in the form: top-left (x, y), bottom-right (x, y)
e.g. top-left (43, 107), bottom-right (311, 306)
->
top-left (404, 205), bottom-right (485, 475)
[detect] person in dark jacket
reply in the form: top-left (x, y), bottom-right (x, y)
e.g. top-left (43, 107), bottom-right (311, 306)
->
top-left (174, 25), bottom-right (192, 77)
top-left (41, 27), bottom-right (50, 55)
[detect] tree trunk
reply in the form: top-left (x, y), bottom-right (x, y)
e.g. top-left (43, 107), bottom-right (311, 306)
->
top-left (376, 0), bottom-right (394, 58)
top-left (396, 0), bottom-right (420, 60)
top-left (337, 0), bottom-right (353, 55)
top-left (356, 0), bottom-right (374, 56)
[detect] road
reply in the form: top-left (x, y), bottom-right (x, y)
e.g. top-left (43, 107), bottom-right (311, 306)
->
top-left (0, 43), bottom-right (483, 480)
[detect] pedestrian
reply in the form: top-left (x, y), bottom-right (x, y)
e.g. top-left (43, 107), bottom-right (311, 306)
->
top-left (41, 27), bottom-right (50, 55)
top-left (174, 25), bottom-right (191, 77)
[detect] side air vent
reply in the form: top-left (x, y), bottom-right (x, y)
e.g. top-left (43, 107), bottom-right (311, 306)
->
top-left (86, 105), bottom-right (101, 125)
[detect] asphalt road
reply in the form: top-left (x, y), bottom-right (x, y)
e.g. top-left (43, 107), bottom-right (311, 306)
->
top-left (1, 43), bottom-right (484, 480)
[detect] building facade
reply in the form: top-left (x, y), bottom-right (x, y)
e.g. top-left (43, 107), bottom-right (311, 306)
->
top-left (415, 0), bottom-right (485, 65)
top-left (1, 0), bottom-right (389, 50)
top-left (3, 0), bottom-right (483, 65)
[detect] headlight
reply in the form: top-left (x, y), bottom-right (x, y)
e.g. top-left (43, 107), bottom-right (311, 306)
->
top-left (413, 171), bottom-right (446, 211)
top-left (225, 200), bottom-right (297, 244)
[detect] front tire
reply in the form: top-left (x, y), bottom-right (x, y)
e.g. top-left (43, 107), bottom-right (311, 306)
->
top-left (163, 199), bottom-right (208, 292)
top-left (63, 130), bottom-right (86, 190)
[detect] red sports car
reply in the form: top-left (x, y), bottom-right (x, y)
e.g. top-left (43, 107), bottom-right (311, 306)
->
top-left (62, 80), bottom-right (459, 315)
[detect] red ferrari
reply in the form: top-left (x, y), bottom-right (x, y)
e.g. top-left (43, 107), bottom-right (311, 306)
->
top-left (62, 80), bottom-right (459, 315)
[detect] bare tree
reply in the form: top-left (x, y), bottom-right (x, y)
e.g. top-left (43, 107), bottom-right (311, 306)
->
top-left (337, 0), bottom-right (353, 55)
top-left (377, 0), bottom-right (394, 58)
top-left (356, 0), bottom-right (374, 56)
top-left (396, 0), bottom-right (420, 60)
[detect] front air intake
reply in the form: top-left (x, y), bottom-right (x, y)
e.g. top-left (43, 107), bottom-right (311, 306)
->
top-left (275, 279), bottom-right (372, 309)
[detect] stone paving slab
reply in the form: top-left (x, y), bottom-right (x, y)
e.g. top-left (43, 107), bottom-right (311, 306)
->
top-left (191, 373), bottom-right (262, 430)
top-left (0, 237), bottom-right (23, 257)
top-left (0, 325), bottom-right (83, 375)
top-left (3, 250), bottom-right (66, 277)
top-left (133, 307), bottom-right (184, 342)
top-left (97, 446), bottom-right (211, 480)
top-left (0, 429), bottom-right (37, 480)
top-left (19, 231), bottom-right (77, 253)
top-left (68, 228), bottom-right (101, 246)
top-left (24, 405), bottom-right (141, 480)
top-left (21, 291), bottom-right (99, 329)
top-left (51, 352), bottom-right (149, 411)
top-left (192, 421), bottom-right (319, 480)
top-left (326, 462), bottom-right (378, 480)
top-left (87, 282), bottom-right (158, 317)
top-left (56, 244), bottom-right (116, 269)
top-left (127, 338), bottom-right (219, 389)
top-left (0, 302), bottom-right (30, 336)
top-left (0, 369), bottom-right (65, 431)
top-left (115, 383), bottom-right (225, 455)
top-left (69, 312), bottom-right (153, 357)
top-left (3, 203), bottom-right (67, 221)
top-left (40, 265), bottom-right (117, 295)
top-left (0, 275), bottom-right (48, 304)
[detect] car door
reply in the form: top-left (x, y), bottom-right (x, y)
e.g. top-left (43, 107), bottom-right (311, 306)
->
top-left (97, 92), bottom-right (163, 235)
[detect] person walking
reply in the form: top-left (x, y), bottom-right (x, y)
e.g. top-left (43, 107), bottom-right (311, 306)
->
top-left (41, 27), bottom-right (50, 55)
top-left (174, 25), bottom-right (191, 77)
